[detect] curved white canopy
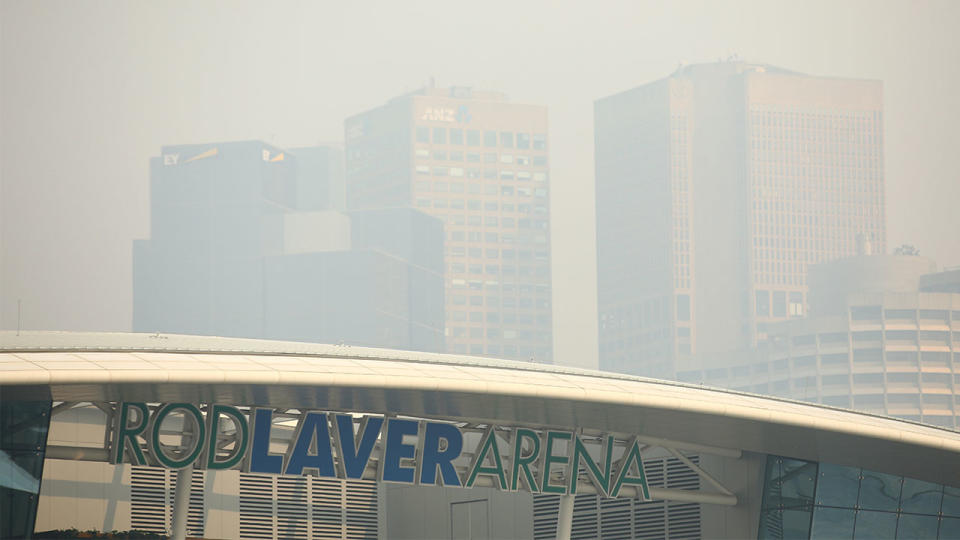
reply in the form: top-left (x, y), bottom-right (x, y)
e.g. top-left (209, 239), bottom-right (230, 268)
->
top-left (2, 331), bottom-right (959, 488)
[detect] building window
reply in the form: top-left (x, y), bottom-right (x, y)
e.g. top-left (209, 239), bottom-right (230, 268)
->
top-left (484, 131), bottom-right (497, 147)
top-left (416, 126), bottom-right (429, 143)
top-left (432, 127), bottom-right (446, 144)
top-left (772, 291), bottom-right (786, 317)
top-left (676, 294), bottom-right (691, 321)
top-left (500, 131), bottom-right (514, 148)
top-left (517, 133), bottom-right (530, 149)
top-left (467, 130), bottom-right (481, 146)
top-left (533, 133), bottom-right (547, 150)
top-left (756, 290), bottom-right (770, 317)
top-left (450, 128), bottom-right (464, 145)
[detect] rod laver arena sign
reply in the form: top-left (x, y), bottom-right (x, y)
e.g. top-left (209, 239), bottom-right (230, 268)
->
top-left (112, 403), bottom-right (651, 499)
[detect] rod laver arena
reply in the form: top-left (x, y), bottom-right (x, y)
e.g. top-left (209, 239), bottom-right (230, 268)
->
top-left (111, 404), bottom-right (651, 499)
top-left (3, 331), bottom-right (960, 539)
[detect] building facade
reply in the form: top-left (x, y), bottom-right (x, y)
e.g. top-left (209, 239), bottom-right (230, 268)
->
top-left (133, 140), bottom-right (444, 352)
top-left (6, 332), bottom-right (960, 539)
top-left (595, 62), bottom-right (885, 378)
top-left (681, 255), bottom-right (960, 429)
top-left (345, 86), bottom-right (552, 362)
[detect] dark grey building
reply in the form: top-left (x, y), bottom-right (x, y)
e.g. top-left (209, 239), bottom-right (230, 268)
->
top-left (134, 140), bottom-right (444, 352)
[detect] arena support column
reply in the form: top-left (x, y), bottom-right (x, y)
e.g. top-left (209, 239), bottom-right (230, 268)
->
top-left (556, 493), bottom-right (574, 540)
top-left (170, 465), bottom-right (191, 540)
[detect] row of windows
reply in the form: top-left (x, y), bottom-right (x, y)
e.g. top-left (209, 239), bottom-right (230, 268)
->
top-left (447, 244), bottom-right (549, 259)
top-left (450, 309), bottom-right (551, 321)
top-left (415, 180), bottom-right (548, 196)
top-left (429, 201), bottom-right (547, 218)
top-left (448, 263), bottom-right (550, 278)
top-left (441, 218), bottom-right (548, 233)
top-left (449, 279), bottom-right (549, 293)
top-left (449, 326), bottom-right (550, 340)
top-left (851, 307), bottom-right (960, 322)
top-left (787, 330), bottom-right (960, 346)
top-left (415, 127), bottom-right (547, 150)
top-left (414, 165), bottom-right (549, 182)
top-left (448, 296), bottom-right (551, 310)
top-left (448, 342), bottom-right (551, 360)
top-left (419, 198), bottom-right (549, 216)
top-left (696, 351), bottom-right (960, 380)
top-left (440, 221), bottom-right (547, 245)
top-left (756, 290), bottom-right (805, 318)
top-left (415, 148), bottom-right (548, 166)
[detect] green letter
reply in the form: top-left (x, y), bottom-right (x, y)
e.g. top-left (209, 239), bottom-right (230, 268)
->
top-left (610, 437), bottom-right (650, 499)
top-left (206, 404), bottom-right (249, 470)
top-left (113, 402), bottom-right (148, 465)
top-left (569, 434), bottom-right (614, 496)
top-left (540, 431), bottom-right (572, 494)
top-left (465, 427), bottom-right (508, 490)
top-left (150, 403), bottom-right (206, 469)
top-left (510, 428), bottom-right (541, 492)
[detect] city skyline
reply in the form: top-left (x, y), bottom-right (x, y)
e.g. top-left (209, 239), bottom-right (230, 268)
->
top-left (2, 1), bottom-right (959, 371)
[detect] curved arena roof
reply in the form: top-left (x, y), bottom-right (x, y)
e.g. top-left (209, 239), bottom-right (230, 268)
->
top-left (2, 331), bottom-right (959, 488)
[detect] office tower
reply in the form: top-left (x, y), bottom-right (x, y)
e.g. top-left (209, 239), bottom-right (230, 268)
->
top-left (345, 86), bottom-right (552, 362)
top-left (133, 140), bottom-right (444, 352)
top-left (595, 62), bottom-right (885, 378)
top-left (683, 254), bottom-right (960, 429)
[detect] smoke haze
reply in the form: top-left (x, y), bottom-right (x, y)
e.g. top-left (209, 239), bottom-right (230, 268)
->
top-left (2, 0), bottom-right (958, 368)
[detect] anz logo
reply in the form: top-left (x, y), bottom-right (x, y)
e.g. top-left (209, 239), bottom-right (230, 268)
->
top-left (421, 105), bottom-right (472, 123)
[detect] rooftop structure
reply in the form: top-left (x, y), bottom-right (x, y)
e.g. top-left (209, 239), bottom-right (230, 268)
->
top-left (3, 332), bottom-right (960, 538)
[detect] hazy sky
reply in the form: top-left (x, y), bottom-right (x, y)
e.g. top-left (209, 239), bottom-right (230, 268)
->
top-left (2, 0), bottom-right (958, 368)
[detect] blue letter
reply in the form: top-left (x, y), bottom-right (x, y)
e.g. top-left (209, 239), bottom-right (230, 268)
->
top-left (419, 422), bottom-right (463, 486)
top-left (284, 412), bottom-right (336, 477)
top-left (334, 415), bottom-right (384, 479)
top-left (381, 418), bottom-right (418, 483)
top-left (248, 408), bottom-right (283, 474)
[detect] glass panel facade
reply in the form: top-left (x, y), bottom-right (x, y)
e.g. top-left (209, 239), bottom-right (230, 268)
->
top-left (759, 455), bottom-right (960, 539)
top-left (0, 399), bottom-right (52, 539)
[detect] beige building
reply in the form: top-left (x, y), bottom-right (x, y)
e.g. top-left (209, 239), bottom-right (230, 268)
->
top-left (345, 87), bottom-right (552, 363)
top-left (595, 62), bottom-right (886, 378)
top-left (681, 255), bottom-right (960, 429)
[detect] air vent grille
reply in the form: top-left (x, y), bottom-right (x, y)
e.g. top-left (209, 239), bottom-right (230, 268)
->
top-left (239, 473), bottom-right (379, 539)
top-left (533, 455), bottom-right (702, 539)
top-left (130, 466), bottom-right (204, 536)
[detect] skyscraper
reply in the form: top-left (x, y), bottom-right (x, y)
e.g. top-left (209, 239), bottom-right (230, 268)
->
top-left (133, 140), bottom-right (444, 352)
top-left (346, 86), bottom-right (552, 362)
top-left (596, 62), bottom-right (886, 378)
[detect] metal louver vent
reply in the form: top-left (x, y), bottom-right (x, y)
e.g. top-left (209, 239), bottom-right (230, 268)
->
top-left (239, 473), bottom-right (379, 539)
top-left (533, 455), bottom-right (702, 540)
top-left (130, 466), bottom-right (204, 537)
